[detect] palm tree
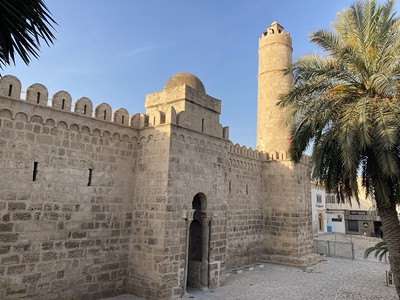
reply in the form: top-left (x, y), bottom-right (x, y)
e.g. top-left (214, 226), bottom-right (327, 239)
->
top-left (0, 0), bottom-right (57, 71)
top-left (279, 0), bottom-right (400, 296)
top-left (364, 240), bottom-right (388, 261)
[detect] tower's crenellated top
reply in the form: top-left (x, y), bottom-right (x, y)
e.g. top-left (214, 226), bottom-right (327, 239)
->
top-left (262, 21), bottom-right (284, 36)
top-left (259, 21), bottom-right (292, 50)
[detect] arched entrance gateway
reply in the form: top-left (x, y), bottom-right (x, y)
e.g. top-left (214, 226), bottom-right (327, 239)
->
top-left (318, 213), bottom-right (324, 232)
top-left (186, 193), bottom-right (210, 290)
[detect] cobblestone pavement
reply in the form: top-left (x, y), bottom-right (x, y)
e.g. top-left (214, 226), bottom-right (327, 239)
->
top-left (103, 256), bottom-right (397, 300)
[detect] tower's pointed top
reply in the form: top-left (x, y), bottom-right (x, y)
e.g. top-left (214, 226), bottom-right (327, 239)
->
top-left (262, 21), bottom-right (285, 37)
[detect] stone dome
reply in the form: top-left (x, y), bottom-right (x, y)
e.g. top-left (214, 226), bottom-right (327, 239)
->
top-left (164, 72), bottom-right (206, 94)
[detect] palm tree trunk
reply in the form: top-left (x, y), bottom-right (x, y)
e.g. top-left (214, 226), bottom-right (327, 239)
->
top-left (376, 199), bottom-right (400, 296)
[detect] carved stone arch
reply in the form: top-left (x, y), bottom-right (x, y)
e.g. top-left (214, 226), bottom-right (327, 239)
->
top-left (74, 97), bottom-right (93, 116)
top-left (193, 138), bottom-right (198, 145)
top-left (206, 142), bottom-right (211, 148)
top-left (199, 140), bottom-right (205, 146)
top-left (186, 136), bottom-right (191, 144)
top-left (0, 109), bottom-right (12, 119)
top-left (30, 115), bottom-right (43, 124)
top-left (178, 134), bottom-right (185, 142)
top-left (102, 131), bottom-right (111, 139)
top-left (122, 135), bottom-right (130, 142)
top-left (193, 192), bottom-right (207, 211)
top-left (113, 108), bottom-right (129, 125)
top-left (147, 134), bottom-right (154, 142)
top-left (113, 132), bottom-right (121, 141)
top-left (57, 121), bottom-right (68, 130)
top-left (26, 83), bottom-right (48, 106)
top-left (139, 136), bottom-right (147, 143)
top-left (0, 75), bottom-right (21, 99)
top-left (171, 132), bottom-right (178, 140)
top-left (44, 118), bottom-right (56, 127)
top-left (95, 103), bottom-right (112, 122)
top-left (92, 128), bottom-right (101, 137)
top-left (131, 136), bottom-right (138, 144)
top-left (70, 124), bottom-right (79, 132)
top-left (15, 112), bottom-right (28, 122)
top-left (51, 90), bottom-right (72, 111)
top-left (212, 143), bottom-right (217, 150)
top-left (81, 126), bottom-right (91, 135)
top-left (155, 133), bottom-right (161, 141)
top-left (166, 106), bottom-right (176, 124)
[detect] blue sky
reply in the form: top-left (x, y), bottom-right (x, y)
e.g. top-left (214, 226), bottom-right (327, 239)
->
top-left (3, 0), bottom-right (397, 148)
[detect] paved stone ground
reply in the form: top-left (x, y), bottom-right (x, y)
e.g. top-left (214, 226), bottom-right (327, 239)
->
top-left (103, 257), bottom-right (397, 300)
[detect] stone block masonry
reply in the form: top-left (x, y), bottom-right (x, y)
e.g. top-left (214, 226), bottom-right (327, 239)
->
top-left (0, 20), bottom-right (319, 300)
top-left (0, 94), bottom-right (138, 299)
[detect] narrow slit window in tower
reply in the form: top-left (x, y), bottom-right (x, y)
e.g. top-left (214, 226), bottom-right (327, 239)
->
top-left (246, 184), bottom-right (249, 195)
top-left (8, 85), bottom-right (13, 97)
top-left (122, 115), bottom-right (125, 124)
top-left (61, 99), bottom-right (65, 110)
top-left (153, 116), bottom-right (156, 125)
top-left (229, 182), bottom-right (231, 194)
top-left (83, 105), bottom-right (87, 115)
top-left (103, 110), bottom-right (107, 120)
top-left (88, 169), bottom-right (93, 186)
top-left (201, 119), bottom-right (204, 132)
top-left (33, 162), bottom-right (38, 181)
top-left (36, 92), bottom-right (41, 104)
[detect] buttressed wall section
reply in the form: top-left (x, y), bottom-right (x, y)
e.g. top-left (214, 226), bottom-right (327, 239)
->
top-left (0, 21), bottom-right (317, 300)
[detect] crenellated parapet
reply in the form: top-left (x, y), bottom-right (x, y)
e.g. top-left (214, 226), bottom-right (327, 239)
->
top-left (0, 75), bottom-right (151, 130)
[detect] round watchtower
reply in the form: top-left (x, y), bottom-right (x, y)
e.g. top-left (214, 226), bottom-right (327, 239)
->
top-left (256, 21), bottom-right (292, 152)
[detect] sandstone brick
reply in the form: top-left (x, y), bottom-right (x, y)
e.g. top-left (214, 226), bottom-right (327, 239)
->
top-left (7, 265), bottom-right (26, 275)
top-left (2, 254), bottom-right (20, 265)
top-left (0, 223), bottom-right (13, 232)
top-left (0, 233), bottom-right (18, 242)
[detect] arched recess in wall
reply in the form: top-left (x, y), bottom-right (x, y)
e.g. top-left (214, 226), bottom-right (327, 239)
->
top-left (0, 109), bottom-right (12, 119)
top-left (15, 112), bottom-right (28, 122)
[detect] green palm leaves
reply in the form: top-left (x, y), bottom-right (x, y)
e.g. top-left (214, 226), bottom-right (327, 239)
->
top-left (0, 0), bottom-right (57, 70)
top-left (364, 240), bottom-right (388, 261)
top-left (279, 0), bottom-right (400, 206)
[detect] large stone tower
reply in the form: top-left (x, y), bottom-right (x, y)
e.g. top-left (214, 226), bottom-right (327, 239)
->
top-left (256, 21), bottom-right (292, 153)
top-left (258, 22), bottom-right (319, 266)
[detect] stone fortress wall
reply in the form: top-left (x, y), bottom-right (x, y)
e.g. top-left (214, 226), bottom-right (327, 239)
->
top-left (0, 21), bottom-right (316, 300)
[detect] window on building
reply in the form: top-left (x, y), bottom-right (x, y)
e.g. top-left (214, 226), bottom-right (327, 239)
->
top-left (348, 220), bottom-right (359, 232)
top-left (316, 194), bottom-right (322, 203)
top-left (326, 194), bottom-right (337, 204)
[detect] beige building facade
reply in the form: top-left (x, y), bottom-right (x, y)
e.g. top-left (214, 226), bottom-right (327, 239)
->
top-left (0, 22), bottom-right (318, 300)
